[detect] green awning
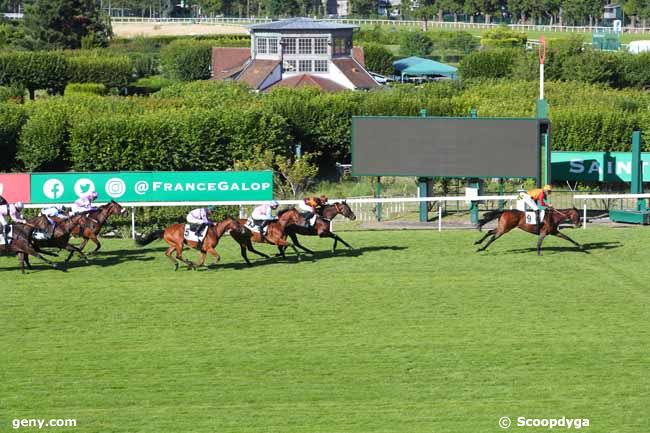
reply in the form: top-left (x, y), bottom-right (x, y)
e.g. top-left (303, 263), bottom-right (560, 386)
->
top-left (393, 56), bottom-right (458, 78)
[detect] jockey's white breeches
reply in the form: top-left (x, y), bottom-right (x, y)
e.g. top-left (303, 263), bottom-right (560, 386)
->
top-left (298, 202), bottom-right (314, 213)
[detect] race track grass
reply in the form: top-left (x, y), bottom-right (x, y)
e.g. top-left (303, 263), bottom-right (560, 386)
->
top-left (1, 227), bottom-right (649, 433)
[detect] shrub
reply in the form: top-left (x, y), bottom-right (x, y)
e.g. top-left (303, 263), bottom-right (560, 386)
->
top-left (0, 51), bottom-right (69, 99)
top-left (621, 52), bottom-right (650, 89)
top-left (67, 54), bottom-right (133, 89)
top-left (65, 83), bottom-right (107, 96)
top-left (362, 43), bottom-right (395, 75)
top-left (481, 26), bottom-right (527, 48)
top-left (17, 101), bottom-right (70, 171)
top-left (0, 103), bottom-right (28, 170)
top-left (160, 39), bottom-right (213, 81)
top-left (0, 84), bottom-right (25, 103)
top-left (400, 31), bottom-right (433, 57)
top-left (459, 49), bottom-right (521, 80)
top-left (561, 50), bottom-right (623, 87)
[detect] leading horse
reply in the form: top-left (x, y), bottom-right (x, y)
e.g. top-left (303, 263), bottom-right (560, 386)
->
top-left (230, 208), bottom-right (306, 265)
top-left (280, 202), bottom-right (357, 254)
top-left (475, 207), bottom-right (583, 255)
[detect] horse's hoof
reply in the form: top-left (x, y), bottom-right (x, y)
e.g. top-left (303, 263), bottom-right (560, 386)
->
top-left (174, 264), bottom-right (179, 271)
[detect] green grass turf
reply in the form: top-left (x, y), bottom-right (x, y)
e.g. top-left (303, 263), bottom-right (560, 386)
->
top-left (1, 227), bottom-right (649, 432)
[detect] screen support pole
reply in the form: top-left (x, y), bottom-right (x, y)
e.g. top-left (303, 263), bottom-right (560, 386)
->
top-left (419, 108), bottom-right (429, 223)
top-left (418, 178), bottom-right (428, 222)
top-left (375, 176), bottom-right (382, 221)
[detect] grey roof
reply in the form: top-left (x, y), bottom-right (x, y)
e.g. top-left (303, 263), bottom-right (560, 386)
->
top-left (248, 17), bottom-right (357, 31)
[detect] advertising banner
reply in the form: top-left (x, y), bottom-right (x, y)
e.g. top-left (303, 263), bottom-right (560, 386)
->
top-left (30, 171), bottom-right (273, 204)
top-left (0, 173), bottom-right (31, 203)
top-left (551, 152), bottom-right (650, 182)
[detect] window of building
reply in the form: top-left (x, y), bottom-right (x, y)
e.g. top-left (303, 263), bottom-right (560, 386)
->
top-left (299, 60), bottom-right (312, 72)
top-left (267, 38), bottom-right (278, 54)
top-left (256, 37), bottom-right (268, 54)
top-left (284, 60), bottom-right (297, 72)
top-left (283, 38), bottom-right (296, 54)
top-left (299, 38), bottom-right (312, 54)
top-left (314, 60), bottom-right (328, 72)
top-left (314, 38), bottom-right (328, 54)
top-left (334, 38), bottom-right (349, 55)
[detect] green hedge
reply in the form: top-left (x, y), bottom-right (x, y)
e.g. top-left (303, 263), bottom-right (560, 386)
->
top-left (0, 51), bottom-right (68, 99)
top-left (65, 83), bottom-right (107, 96)
top-left (67, 54), bottom-right (133, 89)
top-left (16, 100), bottom-right (70, 171)
top-left (459, 49), bottom-right (521, 80)
top-left (0, 103), bottom-right (28, 170)
top-left (4, 80), bottom-right (650, 174)
top-left (160, 39), bottom-right (214, 81)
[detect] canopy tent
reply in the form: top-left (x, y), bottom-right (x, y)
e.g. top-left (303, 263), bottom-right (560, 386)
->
top-left (393, 56), bottom-right (458, 80)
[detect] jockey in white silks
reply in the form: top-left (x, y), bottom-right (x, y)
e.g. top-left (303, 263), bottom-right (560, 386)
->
top-left (72, 191), bottom-right (98, 215)
top-left (186, 207), bottom-right (215, 249)
top-left (41, 205), bottom-right (68, 234)
top-left (250, 200), bottom-right (279, 236)
top-left (0, 202), bottom-right (26, 239)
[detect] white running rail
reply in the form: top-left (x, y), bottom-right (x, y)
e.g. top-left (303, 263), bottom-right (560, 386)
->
top-left (25, 195), bottom-right (518, 238)
top-left (574, 193), bottom-right (650, 229)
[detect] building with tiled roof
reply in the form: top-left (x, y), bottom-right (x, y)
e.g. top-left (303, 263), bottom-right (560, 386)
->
top-left (211, 17), bottom-right (379, 92)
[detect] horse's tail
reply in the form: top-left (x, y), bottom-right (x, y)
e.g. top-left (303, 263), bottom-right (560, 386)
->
top-left (477, 210), bottom-right (504, 231)
top-left (135, 230), bottom-right (163, 246)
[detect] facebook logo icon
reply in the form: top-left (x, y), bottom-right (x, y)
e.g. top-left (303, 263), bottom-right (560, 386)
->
top-left (43, 179), bottom-right (64, 200)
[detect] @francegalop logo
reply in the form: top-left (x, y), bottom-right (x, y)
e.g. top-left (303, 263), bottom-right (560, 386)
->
top-left (105, 178), bottom-right (126, 199)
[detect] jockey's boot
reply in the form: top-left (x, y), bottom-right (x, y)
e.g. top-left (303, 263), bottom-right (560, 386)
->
top-left (535, 209), bottom-right (541, 233)
top-left (303, 212), bottom-right (313, 228)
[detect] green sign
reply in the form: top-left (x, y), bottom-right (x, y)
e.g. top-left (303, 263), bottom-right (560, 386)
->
top-left (552, 151), bottom-right (650, 183)
top-left (30, 171), bottom-right (273, 204)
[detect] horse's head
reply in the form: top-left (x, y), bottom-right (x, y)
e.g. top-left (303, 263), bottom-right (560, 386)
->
top-left (567, 207), bottom-right (582, 228)
top-left (334, 201), bottom-right (356, 221)
top-left (108, 200), bottom-right (127, 216)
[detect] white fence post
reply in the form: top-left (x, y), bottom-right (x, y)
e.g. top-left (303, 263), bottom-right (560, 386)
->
top-left (131, 206), bottom-right (136, 239)
top-left (438, 204), bottom-right (442, 232)
top-left (583, 203), bottom-right (587, 230)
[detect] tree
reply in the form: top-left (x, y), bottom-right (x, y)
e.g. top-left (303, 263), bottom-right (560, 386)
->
top-left (400, 31), bottom-right (433, 57)
top-left (362, 43), bottom-right (395, 75)
top-left (350, 0), bottom-right (376, 16)
top-left (23, 0), bottom-right (111, 49)
top-left (234, 146), bottom-right (320, 199)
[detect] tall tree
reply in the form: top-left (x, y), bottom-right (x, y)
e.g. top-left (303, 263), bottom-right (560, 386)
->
top-left (23, 0), bottom-right (111, 49)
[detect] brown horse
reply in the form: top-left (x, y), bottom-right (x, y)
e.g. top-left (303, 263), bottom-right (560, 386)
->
top-left (25, 214), bottom-right (90, 266)
top-left (230, 208), bottom-right (306, 265)
top-left (68, 200), bottom-right (126, 254)
top-left (475, 207), bottom-right (584, 255)
top-left (280, 202), bottom-right (357, 254)
top-left (1, 223), bottom-right (60, 273)
top-left (136, 217), bottom-right (243, 270)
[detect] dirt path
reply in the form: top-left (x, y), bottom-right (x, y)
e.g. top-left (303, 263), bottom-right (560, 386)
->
top-left (112, 23), bottom-right (249, 38)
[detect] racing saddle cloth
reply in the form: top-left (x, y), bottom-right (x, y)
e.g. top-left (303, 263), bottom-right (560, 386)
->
top-left (525, 210), bottom-right (545, 225)
top-left (184, 224), bottom-right (209, 243)
top-left (245, 218), bottom-right (268, 235)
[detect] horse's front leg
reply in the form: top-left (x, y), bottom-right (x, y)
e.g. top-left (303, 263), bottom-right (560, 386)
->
top-left (537, 231), bottom-right (548, 256)
top-left (553, 231), bottom-right (588, 253)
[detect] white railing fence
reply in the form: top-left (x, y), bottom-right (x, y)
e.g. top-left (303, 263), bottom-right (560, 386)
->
top-left (574, 193), bottom-right (650, 229)
top-left (107, 16), bottom-right (650, 34)
top-left (24, 192), bottom-right (650, 238)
